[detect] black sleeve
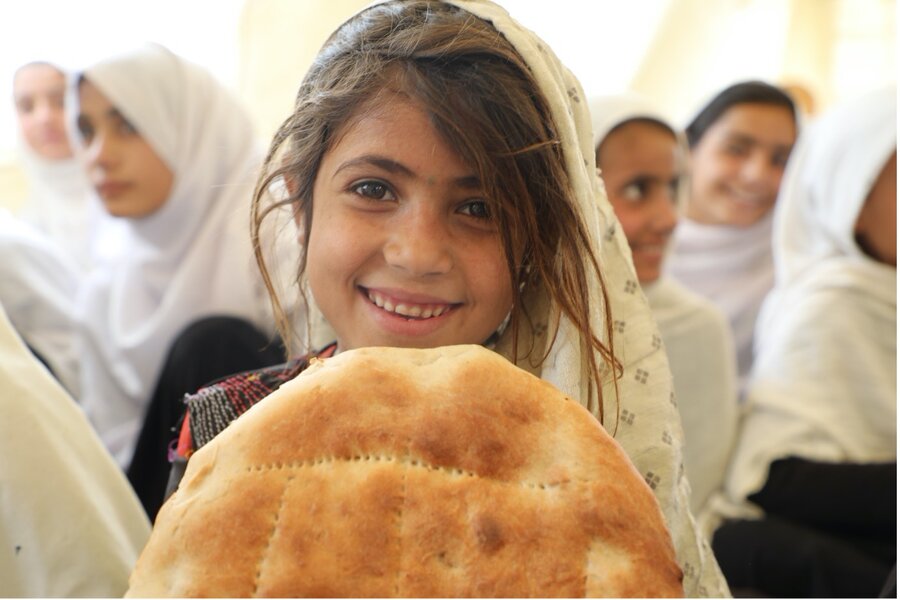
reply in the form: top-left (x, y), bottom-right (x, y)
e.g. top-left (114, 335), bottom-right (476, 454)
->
top-left (749, 457), bottom-right (896, 536)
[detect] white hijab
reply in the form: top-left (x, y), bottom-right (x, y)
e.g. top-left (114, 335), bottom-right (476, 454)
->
top-left (0, 208), bottom-right (80, 395)
top-left (0, 302), bottom-right (150, 597)
top-left (436, 4), bottom-right (728, 594)
top-left (15, 144), bottom-right (95, 272)
top-left (724, 85), bottom-right (897, 505)
top-left (666, 180), bottom-right (775, 397)
top-left (74, 44), bottom-right (279, 467)
top-left (589, 93), bottom-right (739, 519)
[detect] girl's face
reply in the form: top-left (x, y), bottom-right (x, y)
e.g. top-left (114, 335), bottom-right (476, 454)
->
top-left (13, 63), bottom-right (72, 160)
top-left (76, 79), bottom-right (173, 219)
top-left (597, 120), bottom-right (681, 284)
top-left (305, 94), bottom-right (514, 351)
top-left (687, 103), bottom-right (795, 227)
top-left (854, 151), bottom-right (897, 267)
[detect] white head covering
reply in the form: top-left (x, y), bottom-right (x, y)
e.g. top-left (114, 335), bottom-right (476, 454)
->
top-left (589, 92), bottom-right (680, 153)
top-left (589, 93), bottom-right (739, 519)
top-left (424, 3), bottom-right (727, 594)
top-left (0, 208), bottom-right (80, 395)
top-left (13, 59), bottom-right (96, 272)
top-left (74, 44), bottom-right (280, 467)
top-left (724, 85), bottom-right (897, 505)
top-left (665, 178), bottom-right (775, 398)
top-left (0, 302), bottom-right (150, 597)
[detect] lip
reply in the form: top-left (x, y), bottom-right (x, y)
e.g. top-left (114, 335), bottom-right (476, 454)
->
top-left (358, 285), bottom-right (461, 338)
top-left (96, 181), bottom-right (131, 199)
top-left (726, 187), bottom-right (770, 207)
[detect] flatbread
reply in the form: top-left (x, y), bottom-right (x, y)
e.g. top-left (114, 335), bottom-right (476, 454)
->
top-left (126, 345), bottom-right (683, 597)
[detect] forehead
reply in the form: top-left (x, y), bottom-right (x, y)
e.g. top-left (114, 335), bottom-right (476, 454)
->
top-left (708, 103), bottom-right (796, 146)
top-left (77, 79), bottom-right (115, 113)
top-left (598, 121), bottom-right (679, 169)
top-left (326, 91), bottom-right (473, 175)
top-left (14, 64), bottom-right (66, 96)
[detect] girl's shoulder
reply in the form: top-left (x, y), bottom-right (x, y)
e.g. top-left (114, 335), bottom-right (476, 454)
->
top-left (176, 342), bottom-right (338, 456)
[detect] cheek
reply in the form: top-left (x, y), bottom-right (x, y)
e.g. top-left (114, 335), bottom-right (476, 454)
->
top-left (467, 239), bottom-right (513, 307)
top-left (610, 202), bottom-right (646, 243)
top-left (306, 212), bottom-right (365, 287)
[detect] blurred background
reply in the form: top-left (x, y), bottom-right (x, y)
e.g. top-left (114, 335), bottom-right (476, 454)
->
top-left (0, 0), bottom-right (895, 211)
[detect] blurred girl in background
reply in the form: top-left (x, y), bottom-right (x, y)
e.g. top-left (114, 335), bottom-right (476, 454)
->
top-left (71, 43), bottom-right (299, 520)
top-left (12, 60), bottom-right (94, 272)
top-left (590, 93), bottom-right (738, 523)
top-left (666, 81), bottom-right (797, 395)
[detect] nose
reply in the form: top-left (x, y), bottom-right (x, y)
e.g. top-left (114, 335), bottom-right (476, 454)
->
top-left (383, 204), bottom-right (454, 277)
top-left (650, 187), bottom-right (678, 234)
top-left (85, 131), bottom-right (119, 172)
top-left (33, 101), bottom-right (56, 124)
top-left (740, 150), bottom-right (779, 190)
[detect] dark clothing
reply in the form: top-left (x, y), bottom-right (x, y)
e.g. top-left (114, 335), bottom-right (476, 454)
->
top-left (126, 316), bottom-right (284, 522)
top-left (713, 457), bottom-right (896, 597)
top-left (163, 343), bottom-right (336, 503)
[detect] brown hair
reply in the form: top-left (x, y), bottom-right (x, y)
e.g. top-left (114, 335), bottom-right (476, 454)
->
top-left (252, 0), bottom-right (618, 421)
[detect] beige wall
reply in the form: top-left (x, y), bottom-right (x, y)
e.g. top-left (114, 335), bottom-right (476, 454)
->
top-left (0, 158), bottom-right (28, 213)
top-left (237, 0), bottom-right (370, 143)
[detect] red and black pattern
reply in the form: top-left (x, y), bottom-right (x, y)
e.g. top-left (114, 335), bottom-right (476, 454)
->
top-left (175, 343), bottom-right (338, 456)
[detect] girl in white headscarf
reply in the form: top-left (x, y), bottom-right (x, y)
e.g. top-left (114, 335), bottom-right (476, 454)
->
top-left (0, 301), bottom-right (149, 597)
top-left (712, 86), bottom-right (896, 598)
top-left (166, 2), bottom-right (729, 594)
top-left (12, 60), bottom-right (96, 272)
top-left (666, 81), bottom-right (798, 396)
top-left (72, 44), bottom-right (295, 520)
top-left (590, 93), bottom-right (739, 522)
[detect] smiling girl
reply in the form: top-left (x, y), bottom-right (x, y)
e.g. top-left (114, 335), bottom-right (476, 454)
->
top-left (170, 1), bottom-right (727, 594)
top-left (666, 81), bottom-right (797, 395)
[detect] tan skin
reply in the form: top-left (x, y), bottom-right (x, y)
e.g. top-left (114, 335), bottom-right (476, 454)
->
top-left (76, 80), bottom-right (174, 219)
top-left (13, 63), bottom-right (73, 160)
top-left (302, 94), bottom-right (514, 351)
top-left (687, 103), bottom-right (796, 227)
top-left (854, 150), bottom-right (897, 267)
top-left (597, 120), bottom-right (682, 283)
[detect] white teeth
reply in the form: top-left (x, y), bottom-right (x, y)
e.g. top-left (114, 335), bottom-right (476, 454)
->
top-left (366, 290), bottom-right (450, 319)
top-left (398, 304), bottom-right (422, 318)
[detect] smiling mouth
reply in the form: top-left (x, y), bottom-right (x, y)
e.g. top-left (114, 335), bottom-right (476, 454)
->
top-left (363, 288), bottom-right (458, 320)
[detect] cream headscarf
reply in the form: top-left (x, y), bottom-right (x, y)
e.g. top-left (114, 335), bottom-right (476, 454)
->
top-left (724, 85), bottom-right (897, 506)
top-left (589, 93), bottom-right (739, 520)
top-left (73, 44), bottom-right (286, 467)
top-left (0, 302), bottom-right (150, 597)
top-left (437, 3), bottom-right (728, 594)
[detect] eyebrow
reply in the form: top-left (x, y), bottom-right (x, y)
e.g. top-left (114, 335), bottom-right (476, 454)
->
top-left (726, 132), bottom-right (793, 152)
top-left (333, 154), bottom-right (481, 189)
top-left (77, 107), bottom-right (128, 122)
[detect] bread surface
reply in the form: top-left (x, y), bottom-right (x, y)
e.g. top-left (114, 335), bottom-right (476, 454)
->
top-left (127, 345), bottom-right (683, 597)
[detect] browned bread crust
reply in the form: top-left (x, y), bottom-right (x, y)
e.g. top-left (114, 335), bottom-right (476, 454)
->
top-left (127, 345), bottom-right (683, 597)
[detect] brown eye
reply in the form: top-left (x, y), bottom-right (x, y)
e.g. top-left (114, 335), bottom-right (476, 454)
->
top-left (352, 180), bottom-right (395, 201)
top-left (458, 199), bottom-right (491, 219)
top-left (76, 115), bottom-right (94, 143)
